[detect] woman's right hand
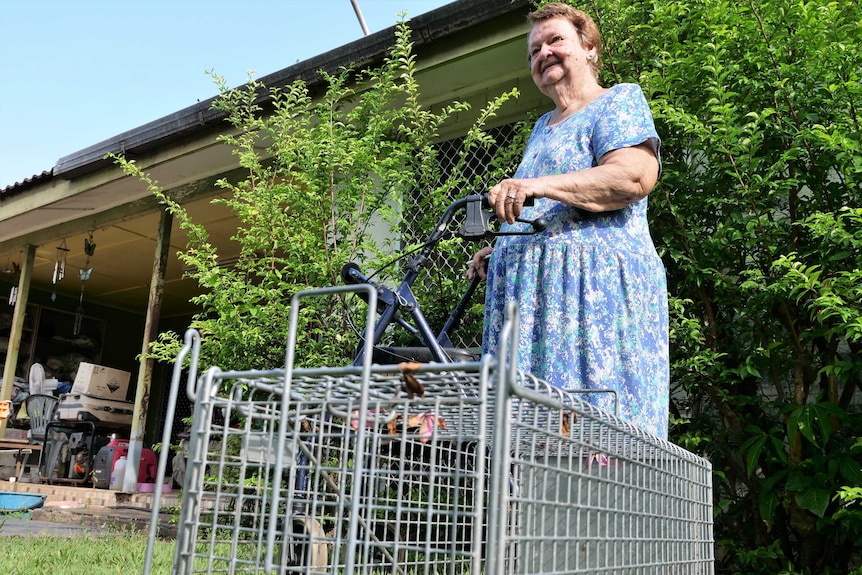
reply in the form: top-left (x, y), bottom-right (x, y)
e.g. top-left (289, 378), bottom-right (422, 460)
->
top-left (466, 246), bottom-right (494, 280)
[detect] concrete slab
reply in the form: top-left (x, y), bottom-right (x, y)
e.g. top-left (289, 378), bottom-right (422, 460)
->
top-left (1, 504), bottom-right (176, 538)
top-left (0, 476), bottom-right (178, 538)
top-left (0, 517), bottom-right (108, 537)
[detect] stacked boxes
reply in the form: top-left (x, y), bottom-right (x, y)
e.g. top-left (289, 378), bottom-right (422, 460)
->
top-left (56, 363), bottom-right (134, 427)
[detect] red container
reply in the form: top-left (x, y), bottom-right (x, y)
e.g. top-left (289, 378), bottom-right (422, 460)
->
top-left (139, 448), bottom-right (157, 483)
top-left (93, 439), bottom-right (157, 488)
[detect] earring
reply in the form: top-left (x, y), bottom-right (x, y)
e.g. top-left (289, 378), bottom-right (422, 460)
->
top-left (587, 53), bottom-right (594, 60)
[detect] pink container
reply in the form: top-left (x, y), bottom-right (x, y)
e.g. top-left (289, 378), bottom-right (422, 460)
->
top-left (136, 482), bottom-right (172, 493)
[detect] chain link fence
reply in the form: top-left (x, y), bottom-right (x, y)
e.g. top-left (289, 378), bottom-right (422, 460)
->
top-left (398, 122), bottom-right (526, 350)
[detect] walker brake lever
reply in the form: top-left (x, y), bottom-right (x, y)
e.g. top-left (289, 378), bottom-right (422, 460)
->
top-left (477, 193), bottom-right (546, 236)
top-left (516, 215), bottom-right (547, 232)
top-left (341, 262), bottom-right (396, 314)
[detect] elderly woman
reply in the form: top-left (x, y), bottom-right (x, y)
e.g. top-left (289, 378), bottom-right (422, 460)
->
top-left (469, 2), bottom-right (668, 437)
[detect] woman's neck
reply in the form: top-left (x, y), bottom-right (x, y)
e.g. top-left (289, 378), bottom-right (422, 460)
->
top-left (547, 82), bottom-right (605, 125)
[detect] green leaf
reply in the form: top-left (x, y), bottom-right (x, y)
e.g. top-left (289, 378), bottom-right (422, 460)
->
top-left (829, 251), bottom-right (852, 261)
top-left (790, 404), bottom-right (838, 448)
top-left (759, 469), bottom-right (789, 526)
top-left (759, 489), bottom-right (781, 527)
top-left (741, 434), bottom-right (767, 476)
top-left (839, 458), bottom-right (862, 485)
top-left (795, 488), bottom-right (832, 518)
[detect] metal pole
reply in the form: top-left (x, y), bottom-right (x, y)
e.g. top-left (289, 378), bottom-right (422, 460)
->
top-left (0, 245), bottom-right (35, 438)
top-left (350, 0), bottom-right (370, 36)
top-left (124, 209), bottom-right (172, 491)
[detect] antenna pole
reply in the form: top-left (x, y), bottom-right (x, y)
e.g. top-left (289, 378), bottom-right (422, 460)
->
top-left (350, 0), bottom-right (370, 36)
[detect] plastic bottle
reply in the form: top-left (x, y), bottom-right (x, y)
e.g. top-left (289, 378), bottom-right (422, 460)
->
top-left (110, 456), bottom-right (127, 491)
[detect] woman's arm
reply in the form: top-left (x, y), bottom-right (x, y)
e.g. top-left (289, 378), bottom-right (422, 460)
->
top-left (489, 141), bottom-right (659, 224)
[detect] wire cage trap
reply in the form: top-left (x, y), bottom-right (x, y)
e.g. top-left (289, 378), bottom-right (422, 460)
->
top-left (145, 293), bottom-right (713, 575)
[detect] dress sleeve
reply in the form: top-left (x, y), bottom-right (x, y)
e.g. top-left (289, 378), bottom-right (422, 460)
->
top-left (592, 84), bottom-right (661, 167)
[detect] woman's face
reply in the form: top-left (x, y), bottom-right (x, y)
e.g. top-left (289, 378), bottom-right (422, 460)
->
top-left (528, 16), bottom-right (592, 95)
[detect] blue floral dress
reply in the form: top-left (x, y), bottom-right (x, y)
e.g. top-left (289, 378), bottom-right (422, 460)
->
top-left (483, 83), bottom-right (669, 438)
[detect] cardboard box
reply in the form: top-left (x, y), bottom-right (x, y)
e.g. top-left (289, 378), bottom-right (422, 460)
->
top-left (71, 363), bottom-right (131, 400)
top-left (57, 393), bottom-right (134, 427)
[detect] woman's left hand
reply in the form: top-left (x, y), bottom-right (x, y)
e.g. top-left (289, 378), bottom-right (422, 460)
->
top-left (488, 179), bottom-right (539, 224)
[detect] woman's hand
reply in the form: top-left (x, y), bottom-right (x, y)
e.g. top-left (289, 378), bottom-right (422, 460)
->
top-left (488, 179), bottom-right (542, 224)
top-left (466, 246), bottom-right (494, 280)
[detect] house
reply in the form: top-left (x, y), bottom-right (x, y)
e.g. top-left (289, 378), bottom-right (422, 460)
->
top-left (0, 0), bottom-right (547, 477)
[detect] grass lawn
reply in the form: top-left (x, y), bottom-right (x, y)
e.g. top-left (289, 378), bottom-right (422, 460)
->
top-left (0, 531), bottom-right (175, 575)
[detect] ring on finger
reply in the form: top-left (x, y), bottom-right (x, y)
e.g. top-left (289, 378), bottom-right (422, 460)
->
top-left (506, 194), bottom-right (516, 200)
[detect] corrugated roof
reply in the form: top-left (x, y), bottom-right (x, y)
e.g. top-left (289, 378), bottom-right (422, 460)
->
top-left (1, 170), bottom-right (53, 195)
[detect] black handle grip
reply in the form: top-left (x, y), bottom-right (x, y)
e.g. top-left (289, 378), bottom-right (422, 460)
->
top-left (481, 192), bottom-right (535, 208)
top-left (341, 262), bottom-right (366, 285)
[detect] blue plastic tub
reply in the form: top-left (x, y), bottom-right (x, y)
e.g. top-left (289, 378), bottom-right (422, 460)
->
top-left (0, 491), bottom-right (47, 514)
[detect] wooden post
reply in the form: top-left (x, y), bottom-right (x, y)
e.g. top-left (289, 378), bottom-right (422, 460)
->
top-left (124, 209), bottom-right (172, 491)
top-left (0, 245), bottom-right (35, 438)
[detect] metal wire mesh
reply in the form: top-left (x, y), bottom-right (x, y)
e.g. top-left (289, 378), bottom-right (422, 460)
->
top-left (490, 373), bottom-right (714, 574)
top-left (170, 362), bottom-right (493, 575)
top-left (154, 300), bottom-right (713, 575)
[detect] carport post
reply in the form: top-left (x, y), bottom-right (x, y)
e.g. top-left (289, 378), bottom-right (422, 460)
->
top-left (0, 245), bottom-right (35, 438)
top-left (124, 209), bottom-right (172, 491)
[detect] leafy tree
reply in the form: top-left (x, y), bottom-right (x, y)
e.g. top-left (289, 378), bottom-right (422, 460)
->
top-left (113, 19), bottom-right (521, 371)
top-left (580, 0), bottom-right (862, 571)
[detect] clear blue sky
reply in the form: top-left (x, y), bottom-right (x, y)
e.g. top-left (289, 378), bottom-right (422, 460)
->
top-left (0, 0), bottom-right (453, 188)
